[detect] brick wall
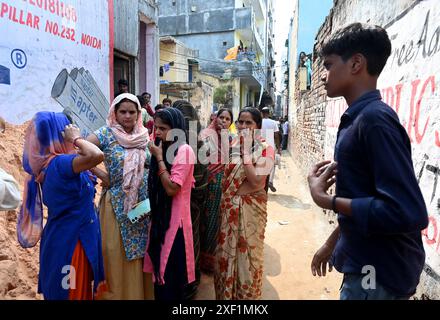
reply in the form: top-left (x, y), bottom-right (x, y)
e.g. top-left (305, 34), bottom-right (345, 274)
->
top-left (290, 0), bottom-right (440, 299)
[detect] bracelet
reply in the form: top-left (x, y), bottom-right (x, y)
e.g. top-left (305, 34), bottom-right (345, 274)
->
top-left (73, 136), bottom-right (85, 148)
top-left (157, 159), bottom-right (164, 164)
top-left (157, 168), bottom-right (168, 177)
top-left (332, 195), bottom-right (338, 213)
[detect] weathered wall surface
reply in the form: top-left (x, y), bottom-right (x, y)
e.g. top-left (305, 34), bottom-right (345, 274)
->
top-left (191, 81), bottom-right (214, 127)
top-left (114, 0), bottom-right (139, 56)
top-left (114, 0), bottom-right (159, 102)
top-left (291, 0), bottom-right (440, 298)
top-left (193, 71), bottom-right (241, 119)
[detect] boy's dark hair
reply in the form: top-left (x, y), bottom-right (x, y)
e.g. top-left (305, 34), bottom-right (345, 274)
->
top-left (321, 23), bottom-right (392, 76)
top-left (162, 98), bottom-right (172, 105)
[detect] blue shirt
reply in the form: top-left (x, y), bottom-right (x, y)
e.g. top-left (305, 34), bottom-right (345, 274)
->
top-left (332, 90), bottom-right (428, 297)
top-left (38, 154), bottom-right (105, 300)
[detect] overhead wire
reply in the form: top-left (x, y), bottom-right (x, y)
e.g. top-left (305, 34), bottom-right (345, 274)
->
top-left (159, 47), bottom-right (279, 72)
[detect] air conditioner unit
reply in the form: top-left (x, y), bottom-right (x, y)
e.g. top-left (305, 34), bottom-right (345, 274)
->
top-left (191, 6), bottom-right (197, 12)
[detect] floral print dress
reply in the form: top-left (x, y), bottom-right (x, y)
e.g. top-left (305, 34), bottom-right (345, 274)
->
top-left (94, 126), bottom-right (150, 260)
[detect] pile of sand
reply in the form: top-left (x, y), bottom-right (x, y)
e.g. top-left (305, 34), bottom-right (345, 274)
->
top-left (0, 119), bottom-right (106, 300)
top-left (0, 121), bottom-right (41, 300)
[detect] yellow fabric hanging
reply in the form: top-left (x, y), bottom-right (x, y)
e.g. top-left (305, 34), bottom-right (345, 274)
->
top-left (229, 122), bottom-right (237, 134)
top-left (224, 46), bottom-right (239, 61)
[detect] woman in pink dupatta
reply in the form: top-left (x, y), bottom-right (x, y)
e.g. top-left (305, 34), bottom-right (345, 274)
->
top-left (214, 107), bottom-right (274, 300)
top-left (199, 108), bottom-right (235, 273)
top-left (87, 93), bottom-right (154, 300)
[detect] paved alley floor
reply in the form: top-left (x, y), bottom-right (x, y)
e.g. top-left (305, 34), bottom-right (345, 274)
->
top-left (194, 151), bottom-right (343, 300)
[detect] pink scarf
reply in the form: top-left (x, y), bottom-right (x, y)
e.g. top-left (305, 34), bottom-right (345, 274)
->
top-left (107, 93), bottom-right (150, 214)
top-left (200, 118), bottom-right (231, 182)
top-left (18, 112), bottom-right (76, 248)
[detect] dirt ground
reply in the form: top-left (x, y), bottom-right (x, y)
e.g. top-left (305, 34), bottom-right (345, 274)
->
top-left (0, 121), bottom-right (41, 300)
top-left (195, 151), bottom-right (343, 300)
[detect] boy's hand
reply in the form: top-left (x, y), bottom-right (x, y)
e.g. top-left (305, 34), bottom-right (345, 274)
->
top-left (311, 242), bottom-right (334, 277)
top-left (307, 160), bottom-right (337, 209)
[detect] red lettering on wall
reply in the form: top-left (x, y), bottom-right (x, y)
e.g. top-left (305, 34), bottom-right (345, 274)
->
top-left (436, 131), bottom-right (440, 147)
top-left (408, 79), bottom-right (420, 143)
top-left (382, 86), bottom-right (395, 110)
top-left (382, 84), bottom-right (404, 115)
top-left (0, 4), bottom-right (41, 30)
top-left (407, 76), bottom-right (434, 144)
top-left (0, 3), bottom-right (8, 17)
top-left (394, 83), bottom-right (403, 114)
top-left (414, 76), bottom-right (434, 144)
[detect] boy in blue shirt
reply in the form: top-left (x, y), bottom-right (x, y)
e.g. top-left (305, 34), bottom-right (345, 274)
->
top-left (307, 23), bottom-right (428, 300)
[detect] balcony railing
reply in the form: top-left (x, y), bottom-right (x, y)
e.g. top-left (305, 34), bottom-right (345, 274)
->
top-left (251, 10), bottom-right (264, 53)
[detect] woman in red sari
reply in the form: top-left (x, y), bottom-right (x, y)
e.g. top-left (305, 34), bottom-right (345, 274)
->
top-left (214, 107), bottom-right (274, 300)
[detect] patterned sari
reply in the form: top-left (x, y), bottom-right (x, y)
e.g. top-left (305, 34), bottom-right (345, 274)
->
top-left (214, 138), bottom-right (271, 300)
top-left (200, 126), bottom-right (235, 273)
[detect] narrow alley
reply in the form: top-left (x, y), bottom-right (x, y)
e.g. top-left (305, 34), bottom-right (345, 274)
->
top-left (0, 0), bottom-right (439, 305)
top-left (195, 152), bottom-right (342, 300)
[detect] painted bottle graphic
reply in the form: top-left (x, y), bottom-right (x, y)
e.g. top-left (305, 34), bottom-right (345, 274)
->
top-left (0, 65), bottom-right (11, 85)
top-left (51, 68), bottom-right (109, 136)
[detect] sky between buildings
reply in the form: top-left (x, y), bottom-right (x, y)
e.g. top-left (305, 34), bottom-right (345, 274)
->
top-left (274, 0), bottom-right (333, 92)
top-left (297, 0), bottom-right (333, 55)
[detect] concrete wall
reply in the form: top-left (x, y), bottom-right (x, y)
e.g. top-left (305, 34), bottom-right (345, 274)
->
top-left (114, 0), bottom-right (159, 104)
top-left (158, 0), bottom-right (271, 110)
top-left (159, 6), bottom-right (252, 37)
top-left (144, 23), bottom-right (160, 105)
top-left (175, 32), bottom-right (235, 62)
top-left (193, 71), bottom-right (241, 118)
top-left (158, 0), bottom-right (235, 16)
top-left (290, 0), bottom-right (440, 299)
top-left (287, 0), bottom-right (299, 132)
top-left (158, 2), bottom-right (262, 70)
top-left (160, 40), bottom-right (197, 83)
top-left (114, 0), bottom-right (139, 56)
top-left (159, 81), bottom-right (213, 128)
top-left (192, 82), bottom-right (214, 127)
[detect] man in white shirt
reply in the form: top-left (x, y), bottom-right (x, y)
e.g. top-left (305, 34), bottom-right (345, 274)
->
top-left (0, 168), bottom-right (21, 210)
top-left (282, 117), bottom-right (289, 150)
top-left (261, 107), bottom-right (281, 192)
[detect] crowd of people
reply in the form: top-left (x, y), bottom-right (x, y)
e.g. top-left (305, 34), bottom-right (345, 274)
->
top-left (0, 23), bottom-right (430, 301)
top-left (8, 85), bottom-right (278, 300)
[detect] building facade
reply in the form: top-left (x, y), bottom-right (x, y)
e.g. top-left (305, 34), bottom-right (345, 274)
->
top-left (159, 36), bottom-right (214, 126)
top-left (157, 0), bottom-right (274, 112)
top-left (113, 0), bottom-right (160, 104)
